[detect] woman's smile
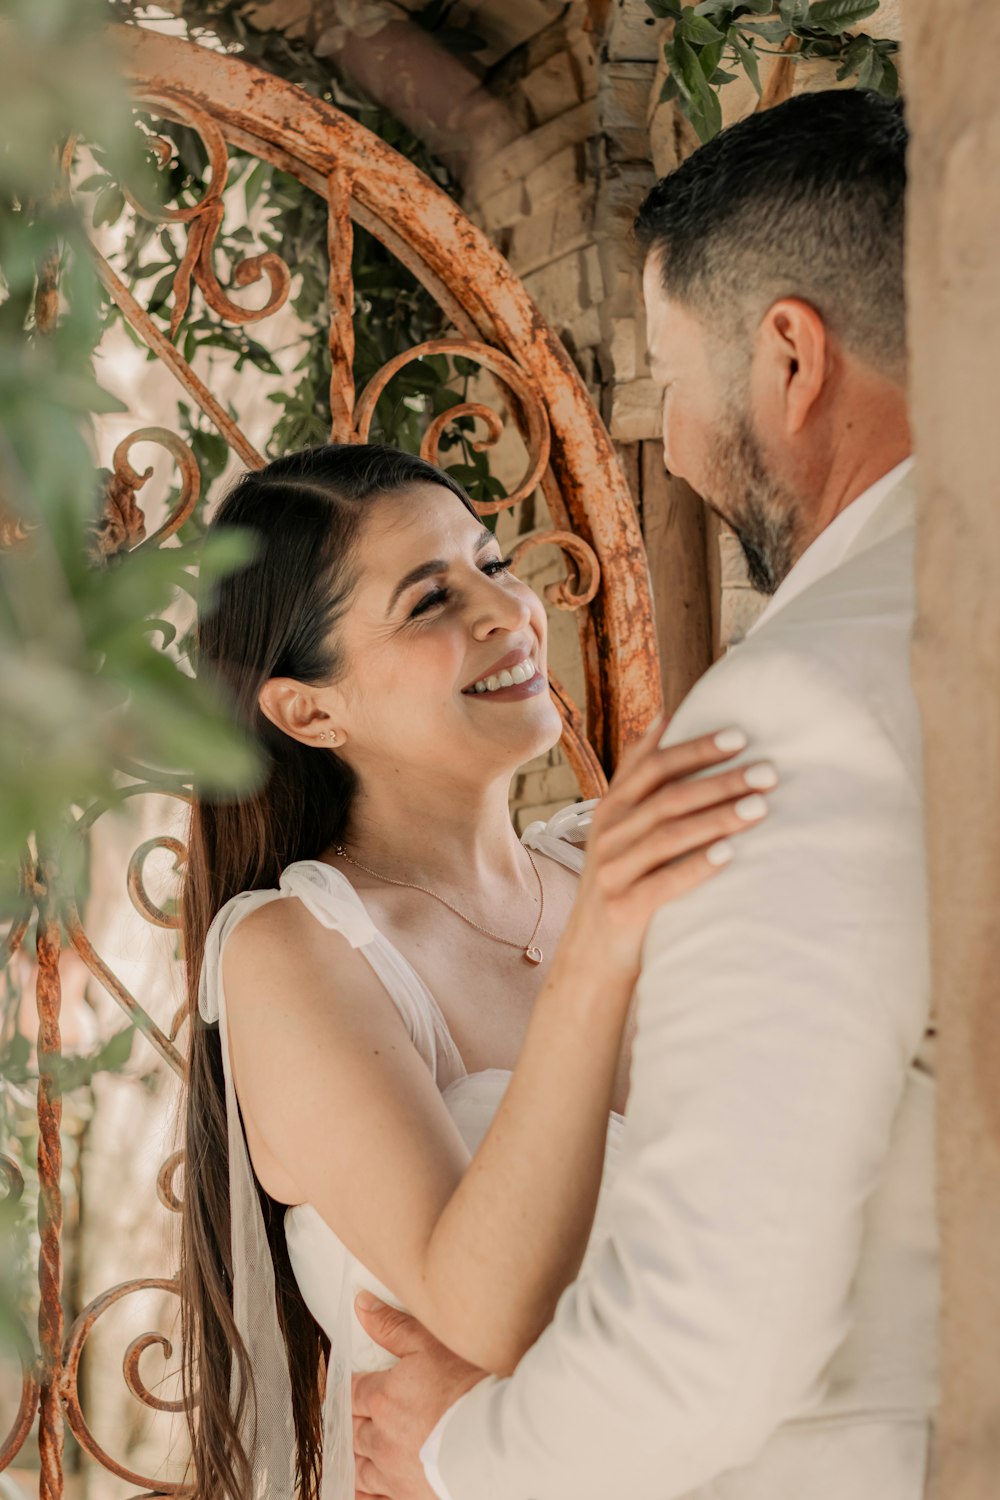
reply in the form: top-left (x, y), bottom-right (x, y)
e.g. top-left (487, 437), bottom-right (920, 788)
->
top-left (462, 646), bottom-right (546, 700)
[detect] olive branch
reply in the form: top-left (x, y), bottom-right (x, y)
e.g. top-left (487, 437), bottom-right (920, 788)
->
top-left (646, 0), bottom-right (900, 142)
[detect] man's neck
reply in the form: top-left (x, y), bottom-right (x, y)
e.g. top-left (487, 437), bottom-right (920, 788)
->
top-left (792, 436), bottom-right (912, 570)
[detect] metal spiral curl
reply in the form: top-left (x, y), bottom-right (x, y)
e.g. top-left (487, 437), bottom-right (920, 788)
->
top-left (127, 837), bottom-right (187, 931)
top-left (61, 1277), bottom-right (190, 1491)
top-left (510, 528), bottom-right (601, 611)
top-left (353, 339), bottom-right (551, 516)
top-left (156, 1152), bottom-right (184, 1216)
top-left (124, 94), bottom-right (230, 227)
top-left (122, 94), bottom-right (292, 338)
top-left (113, 429), bottom-right (201, 551)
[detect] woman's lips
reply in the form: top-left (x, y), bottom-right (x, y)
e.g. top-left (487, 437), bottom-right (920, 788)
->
top-left (463, 671), bottom-right (549, 704)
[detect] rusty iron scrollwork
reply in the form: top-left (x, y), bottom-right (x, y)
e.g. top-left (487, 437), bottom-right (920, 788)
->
top-left (353, 338), bottom-right (552, 516)
top-left (61, 1278), bottom-right (189, 1493)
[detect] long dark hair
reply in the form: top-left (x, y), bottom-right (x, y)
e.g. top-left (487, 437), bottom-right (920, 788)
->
top-left (180, 443), bottom-right (476, 1500)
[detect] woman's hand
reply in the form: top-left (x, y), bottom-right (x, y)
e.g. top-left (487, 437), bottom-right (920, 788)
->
top-left (569, 720), bottom-right (776, 979)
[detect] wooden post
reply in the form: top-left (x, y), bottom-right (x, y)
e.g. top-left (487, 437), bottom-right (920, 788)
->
top-left (906, 6), bottom-right (1000, 1494)
top-left (639, 441), bottom-right (714, 719)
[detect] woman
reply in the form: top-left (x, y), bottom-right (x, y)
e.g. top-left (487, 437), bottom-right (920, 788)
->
top-left (180, 443), bottom-right (774, 1500)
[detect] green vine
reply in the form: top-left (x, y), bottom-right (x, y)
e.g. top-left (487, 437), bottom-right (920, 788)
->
top-left (646, 0), bottom-right (899, 142)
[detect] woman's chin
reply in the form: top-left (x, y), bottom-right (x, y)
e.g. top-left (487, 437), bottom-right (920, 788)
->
top-left (509, 708), bottom-right (565, 768)
top-left (456, 688), bottom-right (564, 770)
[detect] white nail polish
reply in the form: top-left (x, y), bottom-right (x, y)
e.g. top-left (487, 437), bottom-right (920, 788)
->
top-left (707, 839), bottom-right (735, 866)
top-left (744, 762), bottom-right (778, 790)
top-left (735, 793), bottom-right (768, 822)
top-left (714, 728), bottom-right (748, 753)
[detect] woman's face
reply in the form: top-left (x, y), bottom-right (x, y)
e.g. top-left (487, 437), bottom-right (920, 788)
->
top-left (317, 483), bottom-right (562, 785)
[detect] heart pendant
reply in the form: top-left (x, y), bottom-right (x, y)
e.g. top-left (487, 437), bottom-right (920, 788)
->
top-left (524, 945), bottom-right (543, 965)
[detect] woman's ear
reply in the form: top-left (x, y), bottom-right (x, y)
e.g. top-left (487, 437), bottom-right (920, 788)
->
top-left (258, 677), bottom-right (343, 750)
top-left (758, 297), bottom-right (830, 436)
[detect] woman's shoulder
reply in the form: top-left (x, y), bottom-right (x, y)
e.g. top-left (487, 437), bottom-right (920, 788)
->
top-left (214, 860), bottom-right (378, 972)
top-left (217, 866), bottom-right (395, 1033)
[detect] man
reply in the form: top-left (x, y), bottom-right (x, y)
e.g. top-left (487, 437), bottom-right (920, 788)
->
top-left (351, 88), bottom-right (938, 1500)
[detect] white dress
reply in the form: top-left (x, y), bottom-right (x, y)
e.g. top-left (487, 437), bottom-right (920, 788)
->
top-left (198, 804), bottom-right (623, 1500)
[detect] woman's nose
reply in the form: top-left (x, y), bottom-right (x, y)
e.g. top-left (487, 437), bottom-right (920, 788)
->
top-left (470, 576), bottom-right (532, 639)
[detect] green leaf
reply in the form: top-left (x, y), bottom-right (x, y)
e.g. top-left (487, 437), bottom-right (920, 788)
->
top-left (243, 159), bottom-right (270, 215)
top-left (854, 45), bottom-right (884, 90)
top-left (835, 33), bottom-right (872, 79)
top-left (242, 339), bottom-right (281, 376)
top-left (97, 1026), bottom-right (135, 1072)
top-left (698, 36), bottom-right (727, 78)
top-left (778, 0), bottom-right (809, 24)
top-left (876, 53), bottom-right (900, 98)
top-left (92, 182), bottom-right (126, 229)
top-left (730, 29), bottom-right (762, 94)
top-left (0, 1033), bottom-right (31, 1086)
top-left (666, 36), bottom-right (724, 141)
top-left (805, 0), bottom-right (879, 34)
top-left (147, 270), bottom-right (176, 314)
top-left (679, 11), bottom-right (726, 45)
top-left (738, 19), bottom-right (792, 40)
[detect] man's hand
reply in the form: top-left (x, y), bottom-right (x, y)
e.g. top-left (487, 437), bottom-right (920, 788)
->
top-left (352, 1293), bottom-right (488, 1500)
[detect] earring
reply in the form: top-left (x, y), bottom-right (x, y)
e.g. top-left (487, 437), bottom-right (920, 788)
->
top-left (321, 730), bottom-right (339, 746)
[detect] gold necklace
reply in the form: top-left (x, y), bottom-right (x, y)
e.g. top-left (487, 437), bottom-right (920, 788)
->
top-left (332, 843), bottom-right (546, 964)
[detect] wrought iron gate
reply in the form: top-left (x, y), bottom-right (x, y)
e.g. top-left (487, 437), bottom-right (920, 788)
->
top-left (1, 25), bottom-right (661, 1498)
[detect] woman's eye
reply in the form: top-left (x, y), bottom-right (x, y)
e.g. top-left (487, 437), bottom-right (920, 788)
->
top-left (409, 587), bottom-right (449, 618)
top-left (408, 558), bottom-right (513, 619)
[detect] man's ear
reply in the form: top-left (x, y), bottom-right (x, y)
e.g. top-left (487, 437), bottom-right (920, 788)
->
top-left (258, 677), bottom-right (341, 750)
top-left (758, 297), bottom-right (830, 436)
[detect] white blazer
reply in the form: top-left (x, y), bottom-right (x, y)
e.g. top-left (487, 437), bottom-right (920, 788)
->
top-left (427, 465), bottom-right (938, 1500)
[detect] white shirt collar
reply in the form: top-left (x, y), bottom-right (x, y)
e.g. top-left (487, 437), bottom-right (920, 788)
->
top-left (746, 456), bottom-right (915, 639)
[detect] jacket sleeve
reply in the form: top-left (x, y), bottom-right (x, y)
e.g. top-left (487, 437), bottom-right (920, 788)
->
top-left (430, 641), bottom-right (929, 1500)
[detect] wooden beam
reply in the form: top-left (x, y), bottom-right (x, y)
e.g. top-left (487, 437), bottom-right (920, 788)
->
top-left (906, 5), bottom-right (1000, 1494)
top-left (639, 440), bottom-right (714, 719)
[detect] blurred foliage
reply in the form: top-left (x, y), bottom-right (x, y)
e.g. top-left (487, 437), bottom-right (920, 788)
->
top-left (0, 0), bottom-right (265, 1367)
top-left (647, 0), bottom-right (899, 142)
top-left (106, 0), bottom-right (508, 514)
top-left (0, 0), bottom-right (264, 897)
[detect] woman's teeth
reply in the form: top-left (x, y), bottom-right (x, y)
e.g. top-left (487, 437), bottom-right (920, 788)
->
top-left (471, 659), bottom-right (538, 694)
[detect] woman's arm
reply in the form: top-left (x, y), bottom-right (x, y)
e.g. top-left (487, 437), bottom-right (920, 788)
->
top-left (224, 726), bottom-right (772, 1375)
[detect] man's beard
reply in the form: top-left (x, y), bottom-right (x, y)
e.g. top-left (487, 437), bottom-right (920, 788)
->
top-left (702, 411), bottom-right (800, 597)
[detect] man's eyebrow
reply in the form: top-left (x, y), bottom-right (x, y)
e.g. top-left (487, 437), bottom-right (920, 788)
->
top-left (387, 527), bottom-right (495, 613)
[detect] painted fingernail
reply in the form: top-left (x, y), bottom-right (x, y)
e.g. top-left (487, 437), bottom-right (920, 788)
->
top-left (735, 793), bottom-right (768, 822)
top-left (714, 728), bottom-right (748, 753)
top-left (707, 839), bottom-right (735, 866)
top-left (743, 761), bottom-right (778, 790)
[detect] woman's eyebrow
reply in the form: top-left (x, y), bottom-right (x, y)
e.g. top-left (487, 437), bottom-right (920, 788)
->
top-left (386, 528), bottom-right (495, 613)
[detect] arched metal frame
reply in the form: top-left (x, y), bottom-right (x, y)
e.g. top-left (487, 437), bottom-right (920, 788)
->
top-left (1, 26), bottom-right (662, 1497)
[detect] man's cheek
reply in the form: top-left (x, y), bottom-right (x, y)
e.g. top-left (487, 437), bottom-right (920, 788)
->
top-left (661, 401), bottom-right (703, 487)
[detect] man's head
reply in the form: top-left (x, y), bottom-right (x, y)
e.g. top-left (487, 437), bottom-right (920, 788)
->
top-left (635, 89), bottom-right (910, 594)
